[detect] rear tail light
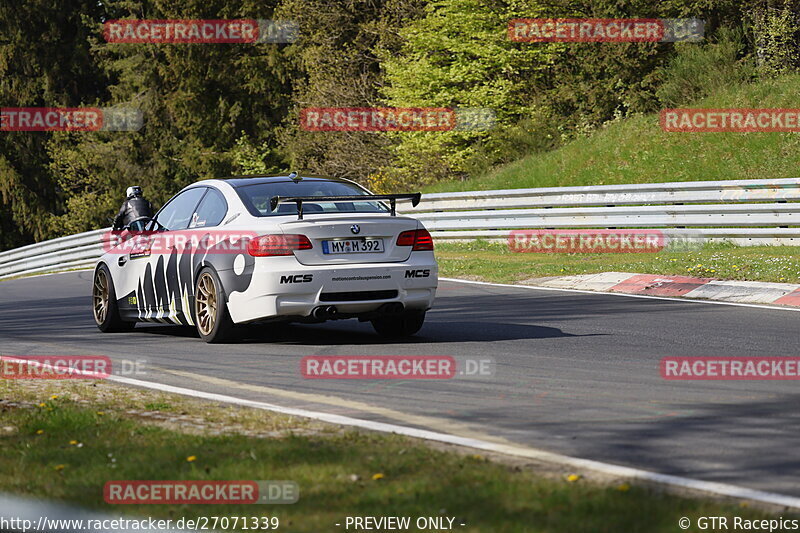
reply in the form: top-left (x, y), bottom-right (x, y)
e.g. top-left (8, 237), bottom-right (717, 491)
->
top-left (396, 229), bottom-right (434, 251)
top-left (247, 234), bottom-right (312, 256)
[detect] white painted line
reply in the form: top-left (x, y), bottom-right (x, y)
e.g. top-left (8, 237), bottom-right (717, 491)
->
top-left (4, 278), bottom-right (800, 508)
top-left (440, 277), bottom-right (800, 313)
top-left (0, 267), bottom-right (94, 282)
top-left (683, 280), bottom-right (800, 304)
top-left (533, 272), bottom-right (632, 291)
top-left (4, 357), bottom-right (800, 508)
top-left (106, 374), bottom-right (800, 509)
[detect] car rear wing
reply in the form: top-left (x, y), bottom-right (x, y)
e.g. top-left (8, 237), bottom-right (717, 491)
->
top-left (269, 193), bottom-right (422, 220)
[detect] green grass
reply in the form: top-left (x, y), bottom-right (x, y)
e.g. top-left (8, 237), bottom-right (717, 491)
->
top-left (437, 241), bottom-right (800, 285)
top-left (143, 401), bottom-right (173, 411)
top-left (0, 387), bottom-right (782, 532)
top-left (424, 74), bottom-right (800, 193)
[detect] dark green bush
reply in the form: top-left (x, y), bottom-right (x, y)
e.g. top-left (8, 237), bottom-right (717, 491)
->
top-left (656, 27), bottom-right (755, 107)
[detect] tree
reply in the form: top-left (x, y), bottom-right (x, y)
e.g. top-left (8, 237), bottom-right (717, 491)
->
top-left (0, 0), bottom-right (109, 249)
top-left (378, 0), bottom-right (559, 187)
top-left (275, 0), bottom-right (426, 183)
top-left (47, 0), bottom-right (293, 234)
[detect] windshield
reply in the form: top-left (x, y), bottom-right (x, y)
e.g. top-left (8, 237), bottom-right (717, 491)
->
top-left (235, 180), bottom-right (389, 217)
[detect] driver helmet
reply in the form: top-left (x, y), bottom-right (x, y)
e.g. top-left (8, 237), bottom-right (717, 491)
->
top-left (126, 186), bottom-right (143, 198)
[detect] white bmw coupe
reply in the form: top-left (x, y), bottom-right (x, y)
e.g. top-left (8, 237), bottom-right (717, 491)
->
top-left (92, 174), bottom-right (438, 342)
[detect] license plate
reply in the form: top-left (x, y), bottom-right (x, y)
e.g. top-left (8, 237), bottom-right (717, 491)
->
top-left (322, 238), bottom-right (384, 254)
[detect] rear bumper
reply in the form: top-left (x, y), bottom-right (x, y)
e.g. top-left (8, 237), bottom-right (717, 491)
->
top-left (223, 252), bottom-right (437, 323)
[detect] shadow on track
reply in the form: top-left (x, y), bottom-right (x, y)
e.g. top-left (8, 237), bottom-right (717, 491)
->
top-left (130, 318), bottom-right (600, 345)
top-left (576, 394), bottom-right (800, 492)
top-left (0, 292), bottom-right (594, 345)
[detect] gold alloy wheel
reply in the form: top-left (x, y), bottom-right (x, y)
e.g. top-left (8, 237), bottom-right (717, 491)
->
top-left (93, 269), bottom-right (109, 325)
top-left (195, 272), bottom-right (218, 337)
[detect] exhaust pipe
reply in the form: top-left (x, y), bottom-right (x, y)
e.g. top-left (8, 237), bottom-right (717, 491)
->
top-left (311, 305), bottom-right (339, 320)
top-left (380, 302), bottom-right (404, 315)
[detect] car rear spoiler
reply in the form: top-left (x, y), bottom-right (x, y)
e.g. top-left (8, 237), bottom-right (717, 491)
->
top-left (269, 193), bottom-right (422, 220)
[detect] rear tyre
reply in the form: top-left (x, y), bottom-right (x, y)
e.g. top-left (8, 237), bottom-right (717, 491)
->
top-left (371, 310), bottom-right (426, 338)
top-left (92, 264), bottom-right (135, 332)
top-left (193, 267), bottom-right (236, 343)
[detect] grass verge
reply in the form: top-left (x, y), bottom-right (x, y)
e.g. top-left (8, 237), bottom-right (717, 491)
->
top-left (0, 379), bottom-right (784, 532)
top-left (424, 74), bottom-right (800, 193)
top-left (436, 241), bottom-right (800, 285)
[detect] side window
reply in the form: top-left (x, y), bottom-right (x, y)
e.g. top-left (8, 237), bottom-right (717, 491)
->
top-left (190, 188), bottom-right (228, 228)
top-left (154, 188), bottom-right (207, 231)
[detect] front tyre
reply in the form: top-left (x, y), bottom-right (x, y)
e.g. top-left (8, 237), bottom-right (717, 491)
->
top-left (371, 310), bottom-right (426, 338)
top-left (92, 264), bottom-right (135, 332)
top-left (193, 267), bottom-right (236, 343)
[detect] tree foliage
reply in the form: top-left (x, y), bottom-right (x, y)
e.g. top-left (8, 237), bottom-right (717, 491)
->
top-left (275, 0), bottom-right (425, 182)
top-left (377, 0), bottom-right (559, 186)
top-left (46, 0), bottom-right (291, 234)
top-left (0, 0), bottom-right (108, 248)
top-left (0, 0), bottom-right (790, 250)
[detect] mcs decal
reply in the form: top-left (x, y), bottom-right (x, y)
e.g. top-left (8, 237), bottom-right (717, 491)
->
top-left (280, 274), bottom-right (313, 284)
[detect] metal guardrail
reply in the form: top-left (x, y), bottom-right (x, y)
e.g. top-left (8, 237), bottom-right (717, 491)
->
top-left (398, 177), bottom-right (800, 245)
top-left (405, 177), bottom-right (800, 212)
top-left (1, 177), bottom-right (799, 280)
top-left (0, 229), bottom-right (108, 280)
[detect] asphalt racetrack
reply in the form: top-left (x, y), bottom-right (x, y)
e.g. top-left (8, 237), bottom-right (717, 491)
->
top-left (2, 271), bottom-right (800, 497)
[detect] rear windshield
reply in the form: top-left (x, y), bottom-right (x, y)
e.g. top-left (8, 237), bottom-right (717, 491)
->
top-left (235, 180), bottom-right (389, 217)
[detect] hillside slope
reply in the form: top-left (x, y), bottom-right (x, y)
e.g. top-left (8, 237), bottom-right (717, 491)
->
top-left (425, 74), bottom-right (800, 193)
